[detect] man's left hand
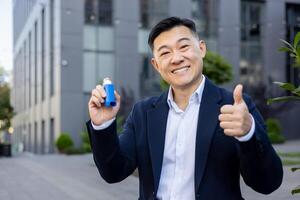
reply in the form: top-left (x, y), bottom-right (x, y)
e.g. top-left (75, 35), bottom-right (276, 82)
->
top-left (218, 84), bottom-right (252, 137)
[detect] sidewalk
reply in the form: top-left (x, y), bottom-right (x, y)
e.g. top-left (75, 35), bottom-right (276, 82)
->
top-left (273, 139), bottom-right (300, 153)
top-left (0, 153), bottom-right (138, 200)
top-left (0, 141), bottom-right (299, 200)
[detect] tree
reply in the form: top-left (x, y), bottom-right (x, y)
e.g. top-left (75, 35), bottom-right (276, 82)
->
top-left (0, 66), bottom-right (13, 131)
top-left (160, 50), bottom-right (233, 90)
top-left (268, 33), bottom-right (300, 104)
top-left (268, 32), bottom-right (300, 195)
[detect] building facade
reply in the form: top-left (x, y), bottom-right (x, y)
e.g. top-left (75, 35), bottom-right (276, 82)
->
top-left (12, 0), bottom-right (300, 154)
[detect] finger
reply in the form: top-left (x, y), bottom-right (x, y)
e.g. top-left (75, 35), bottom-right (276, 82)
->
top-left (223, 129), bottom-right (239, 136)
top-left (218, 114), bottom-right (238, 122)
top-left (92, 89), bottom-right (105, 103)
top-left (220, 121), bottom-right (239, 129)
top-left (90, 96), bottom-right (102, 107)
top-left (220, 105), bottom-right (235, 114)
top-left (233, 84), bottom-right (243, 105)
top-left (96, 85), bottom-right (107, 98)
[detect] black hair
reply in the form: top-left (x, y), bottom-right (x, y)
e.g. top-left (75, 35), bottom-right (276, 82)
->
top-left (148, 17), bottom-right (198, 51)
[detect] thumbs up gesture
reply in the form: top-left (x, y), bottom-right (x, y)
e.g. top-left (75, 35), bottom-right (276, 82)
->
top-left (219, 84), bottom-right (252, 137)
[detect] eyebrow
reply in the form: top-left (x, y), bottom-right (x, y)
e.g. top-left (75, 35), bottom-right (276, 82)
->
top-left (157, 37), bottom-right (191, 52)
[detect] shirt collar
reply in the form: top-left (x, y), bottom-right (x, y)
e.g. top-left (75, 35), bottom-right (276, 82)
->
top-left (167, 75), bottom-right (206, 109)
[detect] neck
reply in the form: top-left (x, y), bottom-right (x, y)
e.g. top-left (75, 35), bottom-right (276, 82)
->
top-left (171, 75), bottom-right (203, 110)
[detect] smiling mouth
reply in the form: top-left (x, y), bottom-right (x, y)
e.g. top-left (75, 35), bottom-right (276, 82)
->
top-left (171, 66), bottom-right (190, 74)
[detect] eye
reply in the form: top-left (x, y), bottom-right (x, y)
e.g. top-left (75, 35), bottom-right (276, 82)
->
top-left (160, 51), bottom-right (170, 57)
top-left (180, 45), bottom-right (189, 49)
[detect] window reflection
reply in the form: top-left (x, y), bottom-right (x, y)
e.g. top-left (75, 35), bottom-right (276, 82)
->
top-left (84, 0), bottom-right (112, 25)
top-left (240, 0), bottom-right (264, 86)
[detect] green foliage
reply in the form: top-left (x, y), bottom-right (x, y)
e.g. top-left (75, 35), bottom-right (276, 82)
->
top-left (117, 115), bottom-right (125, 134)
top-left (82, 143), bottom-right (91, 152)
top-left (292, 167), bottom-right (300, 172)
top-left (203, 51), bottom-right (233, 85)
top-left (266, 118), bottom-right (285, 144)
top-left (272, 31), bottom-right (300, 195)
top-left (278, 152), bottom-right (300, 158)
top-left (160, 50), bottom-right (233, 90)
top-left (55, 133), bottom-right (74, 152)
top-left (80, 131), bottom-right (91, 153)
top-left (268, 82), bottom-right (300, 104)
top-left (278, 32), bottom-right (300, 67)
top-left (269, 32), bottom-right (300, 104)
top-left (81, 131), bottom-right (89, 144)
top-left (282, 160), bottom-right (300, 166)
top-left (292, 185), bottom-right (300, 195)
top-left (0, 84), bottom-right (14, 131)
top-left (64, 146), bottom-right (86, 155)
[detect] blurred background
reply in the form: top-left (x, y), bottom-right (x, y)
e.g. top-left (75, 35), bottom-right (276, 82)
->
top-left (0, 0), bottom-right (299, 155)
top-left (0, 0), bottom-right (300, 199)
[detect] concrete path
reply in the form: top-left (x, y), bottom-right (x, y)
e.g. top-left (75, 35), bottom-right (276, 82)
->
top-left (0, 153), bottom-right (138, 200)
top-left (0, 140), bottom-right (299, 200)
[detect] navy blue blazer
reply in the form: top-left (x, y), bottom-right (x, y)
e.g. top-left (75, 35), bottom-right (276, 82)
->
top-left (86, 78), bottom-right (283, 200)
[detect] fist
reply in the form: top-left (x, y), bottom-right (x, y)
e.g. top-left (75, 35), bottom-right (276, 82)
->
top-left (88, 85), bottom-right (121, 126)
top-left (218, 84), bottom-right (252, 137)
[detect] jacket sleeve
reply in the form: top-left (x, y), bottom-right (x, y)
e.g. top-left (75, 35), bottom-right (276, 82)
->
top-left (236, 95), bottom-right (283, 194)
top-left (86, 108), bottom-right (137, 184)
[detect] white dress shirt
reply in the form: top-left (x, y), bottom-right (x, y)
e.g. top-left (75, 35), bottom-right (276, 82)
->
top-left (92, 75), bottom-right (255, 200)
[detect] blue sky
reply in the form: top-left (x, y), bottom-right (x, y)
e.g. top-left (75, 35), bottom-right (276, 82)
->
top-left (0, 0), bottom-right (12, 71)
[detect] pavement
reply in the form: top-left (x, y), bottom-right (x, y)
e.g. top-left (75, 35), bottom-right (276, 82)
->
top-left (0, 140), bottom-right (299, 200)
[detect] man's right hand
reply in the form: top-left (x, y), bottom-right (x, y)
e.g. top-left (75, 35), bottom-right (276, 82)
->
top-left (88, 85), bottom-right (121, 126)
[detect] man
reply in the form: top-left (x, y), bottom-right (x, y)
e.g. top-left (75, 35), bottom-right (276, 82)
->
top-left (86, 17), bottom-right (283, 200)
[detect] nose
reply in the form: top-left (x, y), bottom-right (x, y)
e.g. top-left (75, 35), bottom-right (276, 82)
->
top-left (170, 50), bottom-right (184, 65)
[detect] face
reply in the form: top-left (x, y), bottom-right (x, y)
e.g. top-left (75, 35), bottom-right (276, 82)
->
top-left (151, 26), bottom-right (206, 91)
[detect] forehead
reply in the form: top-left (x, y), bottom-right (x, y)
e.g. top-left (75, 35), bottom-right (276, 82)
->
top-left (153, 26), bottom-right (196, 50)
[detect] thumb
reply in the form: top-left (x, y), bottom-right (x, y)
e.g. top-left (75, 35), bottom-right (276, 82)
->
top-left (233, 84), bottom-right (244, 105)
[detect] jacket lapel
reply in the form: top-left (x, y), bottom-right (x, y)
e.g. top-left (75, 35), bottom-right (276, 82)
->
top-left (147, 92), bottom-right (169, 194)
top-left (194, 79), bottom-right (222, 192)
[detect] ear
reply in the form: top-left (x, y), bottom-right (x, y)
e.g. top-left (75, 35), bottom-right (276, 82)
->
top-left (199, 40), bottom-right (206, 58)
top-left (151, 57), bottom-right (160, 73)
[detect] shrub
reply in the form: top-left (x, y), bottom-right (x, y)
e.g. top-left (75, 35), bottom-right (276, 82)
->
top-left (266, 118), bottom-right (285, 144)
top-left (64, 146), bottom-right (85, 155)
top-left (80, 131), bottom-right (91, 153)
top-left (82, 143), bottom-right (91, 153)
top-left (56, 133), bottom-right (74, 152)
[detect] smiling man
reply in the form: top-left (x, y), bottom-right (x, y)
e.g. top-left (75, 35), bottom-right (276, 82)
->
top-left (86, 17), bottom-right (283, 200)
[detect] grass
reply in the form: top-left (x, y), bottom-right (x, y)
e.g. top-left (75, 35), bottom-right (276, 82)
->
top-left (282, 159), bottom-right (300, 166)
top-left (277, 151), bottom-right (300, 166)
top-left (277, 152), bottom-right (300, 158)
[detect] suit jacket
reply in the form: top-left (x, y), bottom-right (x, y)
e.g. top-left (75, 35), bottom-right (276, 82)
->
top-left (86, 78), bottom-right (283, 200)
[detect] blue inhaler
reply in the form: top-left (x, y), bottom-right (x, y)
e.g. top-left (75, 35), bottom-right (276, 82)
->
top-left (103, 78), bottom-right (116, 107)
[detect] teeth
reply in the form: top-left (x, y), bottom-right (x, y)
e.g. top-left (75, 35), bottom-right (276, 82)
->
top-left (173, 66), bottom-right (189, 74)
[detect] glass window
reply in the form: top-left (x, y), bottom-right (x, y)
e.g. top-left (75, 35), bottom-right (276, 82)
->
top-left (50, 0), bottom-right (55, 96)
top-left (49, 118), bottom-right (55, 153)
top-left (98, 0), bottom-right (112, 25)
top-left (41, 9), bottom-right (45, 101)
top-left (34, 21), bottom-right (38, 104)
top-left (192, 0), bottom-right (219, 38)
top-left (84, 25), bottom-right (97, 50)
top-left (240, 1), bottom-right (264, 86)
top-left (97, 26), bottom-right (114, 51)
top-left (138, 29), bottom-right (150, 53)
top-left (83, 52), bottom-right (97, 92)
top-left (85, 0), bottom-right (97, 24)
top-left (85, 0), bottom-right (113, 25)
top-left (28, 32), bottom-right (31, 106)
top-left (241, 1), bottom-right (262, 41)
top-left (286, 4), bottom-right (300, 86)
top-left (140, 0), bottom-right (149, 28)
top-left (97, 53), bottom-right (114, 82)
